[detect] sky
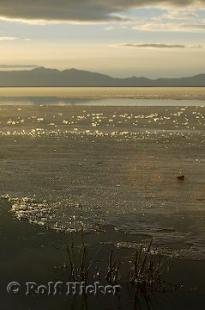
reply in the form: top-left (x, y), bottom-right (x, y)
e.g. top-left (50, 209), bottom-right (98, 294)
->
top-left (0, 0), bottom-right (205, 77)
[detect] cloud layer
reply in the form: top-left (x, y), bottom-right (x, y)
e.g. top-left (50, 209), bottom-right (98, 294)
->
top-left (0, 36), bottom-right (18, 41)
top-left (122, 43), bottom-right (186, 48)
top-left (0, 1), bottom-right (205, 22)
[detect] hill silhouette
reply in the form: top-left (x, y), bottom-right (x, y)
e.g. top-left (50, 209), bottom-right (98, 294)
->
top-left (0, 67), bottom-right (204, 87)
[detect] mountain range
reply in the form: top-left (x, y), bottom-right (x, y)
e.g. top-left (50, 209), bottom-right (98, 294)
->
top-left (0, 67), bottom-right (204, 87)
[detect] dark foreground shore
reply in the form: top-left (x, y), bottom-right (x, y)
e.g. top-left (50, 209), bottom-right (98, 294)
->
top-left (0, 199), bottom-right (205, 310)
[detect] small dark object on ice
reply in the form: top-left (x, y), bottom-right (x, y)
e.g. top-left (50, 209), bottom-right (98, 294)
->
top-left (177, 175), bottom-right (185, 181)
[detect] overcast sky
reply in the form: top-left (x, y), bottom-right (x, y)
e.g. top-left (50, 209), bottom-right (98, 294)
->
top-left (0, 0), bottom-right (205, 77)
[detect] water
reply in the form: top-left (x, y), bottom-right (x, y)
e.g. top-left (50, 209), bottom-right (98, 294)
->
top-left (0, 87), bottom-right (205, 106)
top-left (0, 88), bottom-right (205, 260)
top-left (1, 97), bottom-right (205, 106)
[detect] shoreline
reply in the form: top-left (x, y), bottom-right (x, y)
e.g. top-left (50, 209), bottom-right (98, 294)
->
top-left (0, 87), bottom-right (204, 101)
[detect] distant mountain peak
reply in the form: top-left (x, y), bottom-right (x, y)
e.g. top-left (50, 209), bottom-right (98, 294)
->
top-left (32, 66), bottom-right (46, 71)
top-left (32, 66), bottom-right (59, 73)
